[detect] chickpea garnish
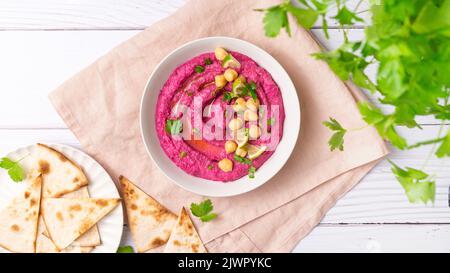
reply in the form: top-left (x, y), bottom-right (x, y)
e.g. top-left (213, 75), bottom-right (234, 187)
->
top-left (228, 118), bottom-right (243, 131)
top-left (225, 140), bottom-right (237, 154)
top-left (246, 98), bottom-right (260, 112)
top-left (214, 47), bottom-right (228, 61)
top-left (248, 124), bottom-right (261, 139)
top-left (244, 109), bottom-right (258, 122)
top-left (218, 158), bottom-right (233, 172)
top-left (215, 75), bottom-right (227, 88)
top-left (235, 147), bottom-right (247, 157)
top-left (224, 69), bottom-right (238, 82)
top-left (233, 97), bottom-right (247, 112)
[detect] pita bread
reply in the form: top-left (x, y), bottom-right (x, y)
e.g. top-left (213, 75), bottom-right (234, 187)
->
top-left (164, 207), bottom-right (207, 253)
top-left (41, 197), bottom-right (120, 250)
top-left (62, 187), bottom-right (101, 246)
top-left (36, 215), bottom-right (58, 253)
top-left (36, 215), bottom-right (93, 253)
top-left (36, 143), bottom-right (88, 198)
top-left (36, 233), bottom-right (93, 253)
top-left (119, 176), bottom-right (177, 252)
top-left (0, 175), bottom-right (42, 253)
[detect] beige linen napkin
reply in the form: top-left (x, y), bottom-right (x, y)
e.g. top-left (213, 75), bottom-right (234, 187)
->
top-left (49, 0), bottom-right (388, 252)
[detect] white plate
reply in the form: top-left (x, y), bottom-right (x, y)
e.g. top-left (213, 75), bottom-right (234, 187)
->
top-left (140, 36), bottom-right (300, 197)
top-left (0, 143), bottom-right (123, 253)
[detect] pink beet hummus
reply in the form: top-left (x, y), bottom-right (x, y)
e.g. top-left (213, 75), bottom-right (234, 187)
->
top-left (155, 51), bottom-right (285, 182)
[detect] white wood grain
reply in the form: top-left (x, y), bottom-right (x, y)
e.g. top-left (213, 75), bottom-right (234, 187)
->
top-left (0, 0), bottom-right (369, 30)
top-left (0, 0), bottom-right (448, 252)
top-left (293, 224), bottom-right (450, 252)
top-left (0, 128), bottom-right (448, 224)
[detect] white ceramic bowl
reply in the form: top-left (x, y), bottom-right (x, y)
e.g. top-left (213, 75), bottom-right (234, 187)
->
top-left (140, 36), bottom-right (300, 197)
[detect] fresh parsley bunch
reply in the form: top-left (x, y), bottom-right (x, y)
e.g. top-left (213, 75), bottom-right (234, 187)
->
top-left (257, 0), bottom-right (450, 204)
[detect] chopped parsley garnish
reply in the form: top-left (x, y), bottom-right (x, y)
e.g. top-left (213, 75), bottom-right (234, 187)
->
top-left (190, 199), bottom-right (217, 222)
top-left (194, 65), bottom-right (205, 73)
top-left (204, 58), bottom-right (212, 65)
top-left (186, 91), bottom-right (193, 96)
top-left (0, 157), bottom-right (26, 182)
top-left (267, 117), bottom-right (275, 126)
top-left (234, 154), bottom-right (257, 179)
top-left (179, 151), bottom-right (187, 159)
top-left (233, 154), bottom-right (252, 165)
top-left (248, 166), bottom-right (256, 179)
top-left (222, 92), bottom-right (233, 102)
top-left (247, 81), bottom-right (258, 101)
top-left (207, 164), bottom-right (214, 170)
top-left (165, 119), bottom-right (182, 135)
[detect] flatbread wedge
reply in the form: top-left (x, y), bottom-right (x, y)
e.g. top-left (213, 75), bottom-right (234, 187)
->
top-left (41, 197), bottom-right (120, 250)
top-left (36, 215), bottom-right (93, 253)
top-left (164, 207), bottom-right (207, 253)
top-left (36, 143), bottom-right (88, 197)
top-left (0, 175), bottom-right (42, 253)
top-left (62, 187), bottom-right (101, 247)
top-left (119, 175), bottom-right (177, 252)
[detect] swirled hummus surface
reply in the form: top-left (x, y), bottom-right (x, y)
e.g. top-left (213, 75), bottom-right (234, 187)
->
top-left (155, 50), bottom-right (285, 182)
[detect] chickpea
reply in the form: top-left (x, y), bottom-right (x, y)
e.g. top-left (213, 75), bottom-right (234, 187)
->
top-left (232, 97), bottom-right (247, 112)
top-left (224, 69), bottom-right (238, 82)
top-left (218, 158), bottom-right (233, 172)
top-left (214, 47), bottom-right (228, 61)
top-left (248, 124), bottom-right (261, 139)
top-left (235, 147), bottom-right (247, 157)
top-left (228, 118), bottom-right (243, 131)
top-left (244, 109), bottom-right (258, 122)
top-left (225, 140), bottom-right (237, 154)
top-left (215, 75), bottom-right (227, 89)
top-left (246, 98), bottom-right (260, 112)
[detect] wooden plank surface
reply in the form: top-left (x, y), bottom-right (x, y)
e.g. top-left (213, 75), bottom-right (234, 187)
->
top-left (0, 0), bottom-right (369, 30)
top-left (0, 0), bottom-right (448, 252)
top-left (294, 224), bottom-right (450, 253)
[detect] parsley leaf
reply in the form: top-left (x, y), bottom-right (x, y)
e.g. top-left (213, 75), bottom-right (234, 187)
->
top-left (323, 117), bottom-right (347, 151)
top-left (333, 6), bottom-right (363, 26)
top-left (286, 4), bottom-right (319, 29)
top-left (358, 102), bottom-right (407, 149)
top-left (190, 199), bottom-right (217, 222)
top-left (0, 157), bottom-right (25, 182)
top-left (261, 5), bottom-right (290, 37)
top-left (117, 246), bottom-right (134, 253)
top-left (436, 131), bottom-right (450, 158)
top-left (165, 119), bottom-right (182, 136)
top-left (389, 160), bottom-right (435, 204)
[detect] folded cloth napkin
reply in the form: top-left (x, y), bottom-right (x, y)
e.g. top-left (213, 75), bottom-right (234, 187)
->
top-left (49, 0), bottom-right (388, 252)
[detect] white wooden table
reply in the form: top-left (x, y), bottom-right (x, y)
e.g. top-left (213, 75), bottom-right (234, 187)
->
top-left (0, 0), bottom-right (449, 253)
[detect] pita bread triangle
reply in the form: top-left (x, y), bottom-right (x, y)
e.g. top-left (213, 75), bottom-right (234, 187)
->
top-left (35, 227), bottom-right (94, 253)
top-left (164, 207), bottom-right (207, 253)
top-left (36, 143), bottom-right (88, 198)
top-left (62, 187), bottom-right (101, 247)
top-left (0, 174), bottom-right (42, 253)
top-left (41, 197), bottom-right (120, 250)
top-left (119, 176), bottom-right (177, 253)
